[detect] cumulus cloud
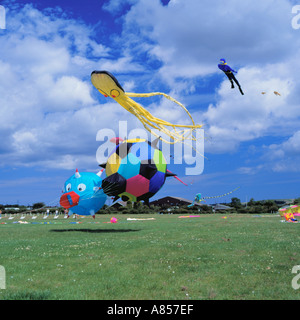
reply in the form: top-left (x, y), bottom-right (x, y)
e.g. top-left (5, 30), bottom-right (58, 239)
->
top-left (120, 0), bottom-right (299, 80)
top-left (111, 0), bottom-right (300, 169)
top-left (0, 3), bottom-right (145, 170)
top-left (202, 66), bottom-right (294, 152)
top-left (1, 0), bottom-right (300, 177)
top-left (258, 131), bottom-right (300, 172)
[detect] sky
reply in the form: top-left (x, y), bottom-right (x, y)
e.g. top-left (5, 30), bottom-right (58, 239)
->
top-left (0, 0), bottom-right (300, 206)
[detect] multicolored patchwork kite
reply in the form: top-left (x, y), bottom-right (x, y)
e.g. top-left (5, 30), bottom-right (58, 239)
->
top-left (100, 137), bottom-right (185, 205)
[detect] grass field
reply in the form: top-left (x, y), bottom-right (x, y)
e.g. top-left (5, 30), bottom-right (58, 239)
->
top-left (0, 213), bottom-right (299, 300)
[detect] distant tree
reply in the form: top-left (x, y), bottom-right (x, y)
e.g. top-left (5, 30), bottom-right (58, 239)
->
top-left (294, 198), bottom-right (300, 205)
top-left (127, 201), bottom-right (133, 209)
top-left (201, 205), bottom-right (212, 213)
top-left (248, 198), bottom-right (256, 206)
top-left (230, 197), bottom-right (242, 209)
top-left (269, 205), bottom-right (279, 213)
top-left (32, 202), bottom-right (45, 210)
top-left (254, 205), bottom-right (263, 213)
top-left (263, 200), bottom-right (278, 212)
top-left (238, 207), bottom-right (248, 214)
top-left (19, 205), bottom-right (27, 212)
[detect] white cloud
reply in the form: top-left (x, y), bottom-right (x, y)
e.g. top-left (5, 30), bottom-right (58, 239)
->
top-left (0, 4), bottom-right (139, 169)
top-left (97, 56), bottom-right (144, 73)
top-left (121, 0), bottom-right (299, 82)
top-left (46, 76), bottom-right (95, 111)
top-left (110, 0), bottom-right (300, 167)
top-left (1, 0), bottom-right (300, 176)
top-left (201, 65), bottom-right (294, 152)
top-left (103, 0), bottom-right (138, 14)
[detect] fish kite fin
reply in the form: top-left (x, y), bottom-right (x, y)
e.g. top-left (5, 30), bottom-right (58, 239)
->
top-left (166, 169), bottom-right (188, 186)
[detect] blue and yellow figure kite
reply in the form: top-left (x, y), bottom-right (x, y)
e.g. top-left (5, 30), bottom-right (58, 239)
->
top-left (91, 71), bottom-right (202, 145)
top-left (218, 59), bottom-right (244, 95)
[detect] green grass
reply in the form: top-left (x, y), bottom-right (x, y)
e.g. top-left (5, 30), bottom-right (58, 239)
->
top-left (0, 213), bottom-right (299, 300)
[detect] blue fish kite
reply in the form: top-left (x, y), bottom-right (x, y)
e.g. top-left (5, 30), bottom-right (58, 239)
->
top-left (60, 169), bottom-right (107, 218)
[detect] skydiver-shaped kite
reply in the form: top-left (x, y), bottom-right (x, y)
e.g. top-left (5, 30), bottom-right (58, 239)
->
top-left (218, 59), bottom-right (244, 95)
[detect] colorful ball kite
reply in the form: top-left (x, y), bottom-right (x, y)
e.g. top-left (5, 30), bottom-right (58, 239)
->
top-left (100, 138), bottom-right (179, 205)
top-left (60, 169), bottom-right (107, 218)
top-left (110, 217), bottom-right (118, 223)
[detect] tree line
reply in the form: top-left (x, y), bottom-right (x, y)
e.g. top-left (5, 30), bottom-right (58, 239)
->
top-left (1, 197), bottom-right (299, 215)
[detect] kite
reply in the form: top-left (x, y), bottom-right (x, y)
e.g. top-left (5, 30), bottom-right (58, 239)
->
top-left (218, 59), bottom-right (244, 95)
top-left (188, 193), bottom-right (205, 207)
top-left (284, 212), bottom-right (298, 223)
top-left (261, 91), bottom-right (281, 96)
top-left (100, 137), bottom-right (185, 206)
top-left (279, 205), bottom-right (300, 219)
top-left (60, 169), bottom-right (107, 218)
top-left (91, 70), bottom-right (202, 145)
top-left (127, 217), bottom-right (155, 221)
top-left (178, 215), bottom-right (201, 218)
top-left (110, 217), bottom-right (118, 223)
top-left (188, 187), bottom-right (240, 207)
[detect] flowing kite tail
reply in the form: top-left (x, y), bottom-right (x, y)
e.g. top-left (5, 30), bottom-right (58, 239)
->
top-left (126, 92), bottom-right (202, 129)
top-left (166, 169), bottom-right (188, 186)
top-left (202, 187), bottom-right (240, 200)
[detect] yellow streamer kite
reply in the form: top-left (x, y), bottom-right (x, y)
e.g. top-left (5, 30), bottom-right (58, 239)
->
top-left (91, 71), bottom-right (202, 144)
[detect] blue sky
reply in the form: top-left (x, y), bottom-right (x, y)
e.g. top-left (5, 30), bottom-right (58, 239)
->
top-left (1, 0), bottom-right (300, 206)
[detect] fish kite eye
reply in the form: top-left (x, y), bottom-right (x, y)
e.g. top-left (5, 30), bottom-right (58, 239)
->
top-left (77, 183), bottom-right (86, 192)
top-left (66, 183), bottom-right (71, 192)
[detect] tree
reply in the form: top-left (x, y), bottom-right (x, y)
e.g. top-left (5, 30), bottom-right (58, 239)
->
top-left (32, 202), bottom-right (45, 210)
top-left (294, 198), bottom-right (300, 205)
top-left (230, 197), bottom-right (242, 209)
top-left (248, 198), bottom-right (256, 206)
top-left (263, 200), bottom-right (278, 212)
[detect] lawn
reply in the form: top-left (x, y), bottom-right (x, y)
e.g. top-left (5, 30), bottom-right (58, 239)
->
top-left (0, 213), bottom-right (299, 300)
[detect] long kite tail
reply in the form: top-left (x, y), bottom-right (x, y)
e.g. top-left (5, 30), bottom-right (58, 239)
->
top-left (202, 187), bottom-right (240, 200)
top-left (123, 92), bottom-right (202, 143)
top-left (126, 92), bottom-right (198, 128)
top-left (91, 70), bottom-right (203, 148)
top-left (166, 169), bottom-right (188, 186)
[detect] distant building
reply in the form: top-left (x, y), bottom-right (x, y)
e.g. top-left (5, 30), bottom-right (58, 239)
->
top-left (212, 204), bottom-right (233, 211)
top-left (4, 207), bottom-right (20, 211)
top-left (111, 201), bottom-right (127, 209)
top-left (150, 196), bottom-right (203, 207)
top-left (272, 199), bottom-right (294, 206)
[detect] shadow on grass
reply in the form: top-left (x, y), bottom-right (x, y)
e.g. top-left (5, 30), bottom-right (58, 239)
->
top-left (50, 228), bottom-right (141, 233)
